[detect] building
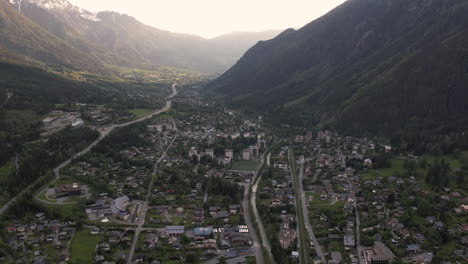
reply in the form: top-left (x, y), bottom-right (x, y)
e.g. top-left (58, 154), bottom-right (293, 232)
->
top-left (368, 241), bottom-right (396, 264)
top-left (242, 149), bottom-right (251, 160)
top-left (344, 234), bottom-right (356, 248)
top-left (111, 195), bottom-right (130, 220)
top-left (225, 149), bottom-right (234, 159)
top-left (194, 227), bottom-right (213, 236)
top-left (229, 204), bottom-right (241, 214)
top-left (55, 183), bottom-right (83, 197)
top-left (274, 161), bottom-right (288, 169)
top-left (165, 226), bottom-right (185, 237)
top-left (251, 146), bottom-right (259, 157)
top-left (257, 139), bottom-right (267, 149)
top-left (205, 149), bottom-right (214, 159)
top-left (330, 252), bottom-right (342, 264)
top-left (72, 119), bottom-right (84, 127)
top-left (371, 254), bottom-right (389, 264)
top-left (189, 147), bottom-right (199, 159)
top-left (305, 131), bottom-right (313, 143)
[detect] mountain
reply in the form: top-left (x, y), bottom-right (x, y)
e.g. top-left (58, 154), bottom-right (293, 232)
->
top-left (0, 0), bottom-right (110, 74)
top-left (4, 0), bottom-right (281, 73)
top-left (208, 0), bottom-right (468, 135)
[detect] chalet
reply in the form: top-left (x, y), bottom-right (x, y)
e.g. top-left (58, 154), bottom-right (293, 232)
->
top-left (229, 204), bottom-right (241, 214)
top-left (213, 211), bottom-right (230, 221)
top-left (209, 206), bottom-right (220, 215)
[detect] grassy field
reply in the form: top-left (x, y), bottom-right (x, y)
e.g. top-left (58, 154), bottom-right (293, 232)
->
top-left (69, 230), bottom-right (101, 264)
top-left (361, 158), bottom-right (405, 180)
top-left (129, 108), bottom-right (153, 118)
top-left (232, 160), bottom-right (261, 171)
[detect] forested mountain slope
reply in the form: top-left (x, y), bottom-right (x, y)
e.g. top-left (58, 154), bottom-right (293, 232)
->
top-left (207, 0), bottom-right (468, 135)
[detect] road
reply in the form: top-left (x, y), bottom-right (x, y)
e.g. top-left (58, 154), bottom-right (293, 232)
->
top-left (250, 152), bottom-right (275, 263)
top-left (297, 156), bottom-right (327, 264)
top-left (0, 83), bottom-right (177, 215)
top-left (241, 156), bottom-right (266, 264)
top-left (250, 153), bottom-right (276, 263)
top-left (289, 148), bottom-right (309, 264)
top-left (127, 126), bottom-right (179, 264)
top-left (347, 178), bottom-right (364, 264)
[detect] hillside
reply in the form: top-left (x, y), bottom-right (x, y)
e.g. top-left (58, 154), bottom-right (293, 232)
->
top-left (207, 0), bottom-right (468, 135)
top-left (4, 0), bottom-right (281, 73)
top-left (0, 0), bottom-right (110, 74)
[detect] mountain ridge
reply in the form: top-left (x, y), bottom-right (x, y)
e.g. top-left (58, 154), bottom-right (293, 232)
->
top-left (207, 0), bottom-right (468, 135)
top-left (2, 0), bottom-right (282, 73)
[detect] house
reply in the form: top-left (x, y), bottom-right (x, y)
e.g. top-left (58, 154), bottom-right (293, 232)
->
top-left (225, 149), bottom-right (234, 159)
top-left (225, 232), bottom-right (250, 247)
top-left (364, 158), bottom-right (373, 167)
top-left (406, 244), bottom-right (420, 253)
top-left (229, 204), bottom-right (241, 214)
top-left (274, 161), bottom-right (288, 169)
top-left (371, 254), bottom-right (389, 264)
top-left (194, 227), bottom-right (213, 237)
top-left (373, 241), bottom-right (396, 263)
top-left (209, 206), bottom-right (220, 215)
top-left (213, 211), bottom-right (230, 221)
top-left (330, 252), bottom-right (342, 264)
top-left (205, 149), bottom-right (214, 158)
top-left (165, 226), bottom-right (185, 237)
top-left (242, 149), bottom-right (251, 160)
top-left (344, 234), bottom-right (355, 248)
top-left (434, 221), bottom-right (444, 230)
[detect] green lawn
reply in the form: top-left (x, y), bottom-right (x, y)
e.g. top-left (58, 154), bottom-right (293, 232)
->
top-left (232, 160), bottom-right (260, 171)
top-left (69, 230), bottom-right (101, 264)
top-left (361, 159), bottom-right (405, 180)
top-left (129, 108), bottom-right (153, 118)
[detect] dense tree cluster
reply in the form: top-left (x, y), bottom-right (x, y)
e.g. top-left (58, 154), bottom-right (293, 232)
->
top-left (4, 126), bottom-right (99, 195)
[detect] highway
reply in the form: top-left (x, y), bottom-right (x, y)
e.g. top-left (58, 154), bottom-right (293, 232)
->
top-left (0, 83), bottom-right (177, 216)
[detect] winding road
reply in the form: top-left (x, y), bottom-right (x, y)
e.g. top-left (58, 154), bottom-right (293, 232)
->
top-left (0, 83), bottom-right (177, 215)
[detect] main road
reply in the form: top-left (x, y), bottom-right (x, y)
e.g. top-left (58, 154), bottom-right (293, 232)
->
top-left (0, 83), bottom-right (177, 215)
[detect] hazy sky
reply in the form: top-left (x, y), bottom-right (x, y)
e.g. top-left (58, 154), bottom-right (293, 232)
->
top-left (68, 0), bottom-right (347, 38)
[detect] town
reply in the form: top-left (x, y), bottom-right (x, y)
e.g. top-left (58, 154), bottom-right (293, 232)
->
top-left (0, 84), bottom-right (466, 264)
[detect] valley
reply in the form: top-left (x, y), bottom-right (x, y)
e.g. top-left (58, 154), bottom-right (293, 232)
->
top-left (0, 0), bottom-right (467, 264)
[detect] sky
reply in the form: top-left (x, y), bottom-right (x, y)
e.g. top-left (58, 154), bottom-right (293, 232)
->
top-left (68, 0), bottom-right (347, 38)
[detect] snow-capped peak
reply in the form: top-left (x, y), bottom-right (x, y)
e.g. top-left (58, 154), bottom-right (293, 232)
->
top-left (28, 0), bottom-right (72, 10)
top-left (9, 0), bottom-right (101, 22)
